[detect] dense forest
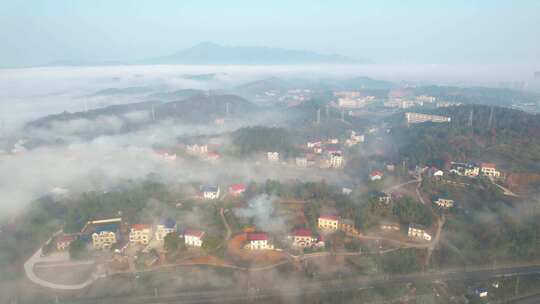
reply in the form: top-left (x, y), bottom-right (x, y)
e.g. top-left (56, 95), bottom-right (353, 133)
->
top-left (231, 126), bottom-right (296, 157)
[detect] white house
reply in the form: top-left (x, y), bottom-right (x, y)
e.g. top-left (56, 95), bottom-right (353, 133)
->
top-left (246, 232), bottom-right (274, 250)
top-left (267, 152), bottom-right (280, 162)
top-left (155, 219), bottom-right (177, 241)
top-left (184, 230), bottom-right (205, 247)
top-left (202, 185), bottom-right (220, 200)
top-left (129, 224), bottom-right (153, 245)
top-left (369, 171), bottom-right (384, 181)
top-left (434, 198), bottom-right (454, 208)
top-left (408, 224), bottom-right (431, 241)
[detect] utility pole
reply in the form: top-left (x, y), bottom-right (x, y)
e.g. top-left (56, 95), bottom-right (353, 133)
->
top-left (226, 102), bottom-right (230, 116)
top-left (341, 109), bottom-right (345, 123)
top-left (325, 105), bottom-right (329, 118)
top-left (488, 106), bottom-right (494, 129)
top-left (151, 105), bottom-right (156, 121)
top-left (316, 108), bottom-right (321, 124)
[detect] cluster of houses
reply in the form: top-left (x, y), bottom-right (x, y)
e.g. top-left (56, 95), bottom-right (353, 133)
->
top-left (294, 138), bottom-right (346, 169)
top-left (317, 214), bottom-right (360, 236)
top-left (55, 217), bottom-right (207, 253)
top-left (450, 162), bottom-right (501, 179)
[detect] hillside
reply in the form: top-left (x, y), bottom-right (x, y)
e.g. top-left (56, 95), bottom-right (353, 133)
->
top-left (25, 94), bottom-right (258, 139)
top-left (412, 85), bottom-right (540, 107)
top-left (390, 105), bottom-right (540, 173)
top-left (154, 93), bottom-right (257, 123)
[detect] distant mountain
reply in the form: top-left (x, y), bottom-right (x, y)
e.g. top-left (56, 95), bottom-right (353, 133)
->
top-left (142, 42), bottom-right (360, 65)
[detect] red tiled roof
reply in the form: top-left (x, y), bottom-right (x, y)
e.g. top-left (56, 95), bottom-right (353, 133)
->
top-left (57, 235), bottom-right (76, 243)
top-left (247, 232), bottom-right (268, 241)
top-left (185, 229), bottom-right (205, 238)
top-left (369, 170), bottom-right (383, 177)
top-left (230, 184), bottom-right (247, 192)
top-left (481, 162), bottom-right (496, 169)
top-left (319, 214), bottom-right (339, 221)
top-left (131, 224), bottom-right (151, 231)
top-left (293, 228), bottom-right (313, 237)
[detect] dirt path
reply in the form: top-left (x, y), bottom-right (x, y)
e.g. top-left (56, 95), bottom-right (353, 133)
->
top-left (220, 208), bottom-right (232, 241)
top-left (425, 215), bottom-right (446, 267)
top-left (494, 183), bottom-right (520, 197)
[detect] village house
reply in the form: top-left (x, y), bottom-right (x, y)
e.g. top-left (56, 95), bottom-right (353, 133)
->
top-left (184, 229), bottom-right (205, 247)
top-left (267, 152), bottom-right (280, 162)
top-left (340, 219), bottom-right (360, 235)
top-left (155, 150), bottom-right (177, 161)
top-left (307, 140), bottom-right (322, 149)
top-left (450, 162), bottom-right (480, 177)
top-left (186, 144), bottom-right (208, 155)
top-left (246, 232), bottom-right (274, 250)
top-left (342, 187), bottom-right (353, 195)
top-left (372, 191), bottom-right (392, 204)
top-left (91, 224), bottom-right (119, 250)
top-left (326, 138), bottom-right (339, 144)
top-left (380, 221), bottom-right (400, 232)
top-left (56, 234), bottom-right (76, 251)
top-left (318, 215), bottom-right (340, 231)
top-left (295, 156), bottom-right (308, 167)
top-left (205, 151), bottom-right (220, 162)
top-left (129, 224), bottom-right (152, 245)
top-left (474, 288), bottom-right (488, 298)
top-left (290, 228), bottom-right (317, 248)
top-left (229, 183), bottom-right (247, 196)
top-left (345, 131), bottom-right (365, 147)
top-left (408, 224), bottom-right (432, 241)
top-left (328, 152), bottom-right (344, 169)
top-left (202, 185), bottom-right (220, 200)
top-left (434, 198), bottom-right (454, 208)
top-left (481, 163), bottom-right (501, 178)
top-left (428, 167), bottom-right (444, 178)
top-left (155, 219), bottom-right (177, 241)
top-left (369, 170), bottom-right (384, 181)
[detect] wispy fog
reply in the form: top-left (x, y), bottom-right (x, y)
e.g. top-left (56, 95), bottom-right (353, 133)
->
top-left (0, 64), bottom-right (537, 131)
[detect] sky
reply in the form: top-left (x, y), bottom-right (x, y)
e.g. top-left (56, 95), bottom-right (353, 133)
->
top-left (0, 0), bottom-right (539, 67)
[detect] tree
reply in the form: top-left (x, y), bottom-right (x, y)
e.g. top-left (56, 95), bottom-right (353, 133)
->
top-left (69, 239), bottom-right (86, 260)
top-left (164, 232), bottom-right (180, 252)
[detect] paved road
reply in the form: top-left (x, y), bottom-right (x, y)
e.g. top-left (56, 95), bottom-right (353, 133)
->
top-left (24, 247), bottom-right (97, 290)
top-left (61, 264), bottom-right (540, 304)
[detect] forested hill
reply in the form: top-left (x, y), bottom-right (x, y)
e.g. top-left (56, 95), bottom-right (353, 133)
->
top-left (25, 94), bottom-right (258, 139)
top-left (391, 105), bottom-right (540, 172)
top-left (412, 86), bottom-right (540, 107)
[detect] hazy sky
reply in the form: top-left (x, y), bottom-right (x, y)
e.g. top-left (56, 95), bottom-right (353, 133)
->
top-left (1, 0), bottom-right (539, 67)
